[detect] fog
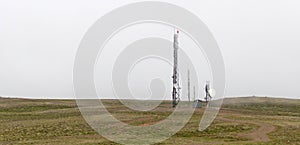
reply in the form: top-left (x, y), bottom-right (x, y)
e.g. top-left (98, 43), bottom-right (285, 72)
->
top-left (0, 0), bottom-right (299, 99)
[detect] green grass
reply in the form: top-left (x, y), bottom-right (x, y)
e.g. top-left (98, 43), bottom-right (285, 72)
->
top-left (222, 97), bottom-right (300, 117)
top-left (0, 97), bottom-right (299, 145)
top-left (0, 105), bottom-right (74, 113)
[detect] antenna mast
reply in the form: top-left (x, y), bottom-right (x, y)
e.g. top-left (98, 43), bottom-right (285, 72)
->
top-left (205, 81), bottom-right (211, 102)
top-left (187, 69), bottom-right (190, 102)
top-left (193, 86), bottom-right (196, 101)
top-left (172, 29), bottom-right (180, 107)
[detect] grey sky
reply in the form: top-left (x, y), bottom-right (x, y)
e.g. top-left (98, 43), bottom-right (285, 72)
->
top-left (0, 0), bottom-right (299, 99)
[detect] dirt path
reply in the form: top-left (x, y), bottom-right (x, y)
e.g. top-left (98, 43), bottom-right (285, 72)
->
top-left (219, 116), bottom-right (276, 142)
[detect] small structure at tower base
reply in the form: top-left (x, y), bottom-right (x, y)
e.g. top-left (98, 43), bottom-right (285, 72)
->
top-left (193, 99), bottom-right (203, 108)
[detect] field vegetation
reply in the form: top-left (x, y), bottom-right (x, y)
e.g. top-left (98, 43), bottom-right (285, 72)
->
top-left (0, 97), bottom-right (299, 144)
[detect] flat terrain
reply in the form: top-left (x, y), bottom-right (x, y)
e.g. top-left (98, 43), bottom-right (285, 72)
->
top-left (0, 97), bottom-right (299, 145)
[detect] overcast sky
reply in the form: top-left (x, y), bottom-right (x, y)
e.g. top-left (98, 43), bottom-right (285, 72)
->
top-left (0, 0), bottom-right (299, 99)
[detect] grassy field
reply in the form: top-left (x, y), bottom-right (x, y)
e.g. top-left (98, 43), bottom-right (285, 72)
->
top-left (0, 97), bottom-right (299, 145)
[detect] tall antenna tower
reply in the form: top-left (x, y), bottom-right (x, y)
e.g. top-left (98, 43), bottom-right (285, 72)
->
top-left (193, 86), bottom-right (196, 101)
top-left (172, 29), bottom-right (180, 107)
top-left (187, 69), bottom-right (190, 102)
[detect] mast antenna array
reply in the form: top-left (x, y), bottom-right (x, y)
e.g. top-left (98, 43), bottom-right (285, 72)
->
top-left (172, 29), bottom-right (180, 107)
